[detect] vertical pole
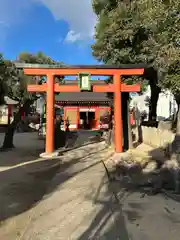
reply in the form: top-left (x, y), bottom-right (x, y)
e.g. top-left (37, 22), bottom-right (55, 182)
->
top-left (8, 105), bottom-right (12, 124)
top-left (128, 99), bottom-right (133, 149)
top-left (114, 74), bottom-right (123, 153)
top-left (122, 93), bottom-right (128, 151)
top-left (77, 107), bottom-right (80, 130)
top-left (46, 73), bottom-right (54, 153)
top-left (95, 107), bottom-right (99, 129)
top-left (64, 107), bottom-right (66, 130)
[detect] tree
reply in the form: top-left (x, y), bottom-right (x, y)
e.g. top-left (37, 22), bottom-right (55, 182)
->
top-left (0, 53), bottom-right (7, 104)
top-left (17, 51), bottom-right (63, 65)
top-left (0, 52), bottom-right (64, 149)
top-left (92, 0), bottom-right (180, 120)
top-left (163, 61), bottom-right (180, 132)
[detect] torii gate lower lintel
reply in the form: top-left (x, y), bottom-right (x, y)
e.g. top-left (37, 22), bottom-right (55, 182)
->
top-left (24, 65), bottom-right (144, 154)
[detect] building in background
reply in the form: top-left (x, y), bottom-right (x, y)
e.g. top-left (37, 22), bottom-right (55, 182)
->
top-left (0, 96), bottom-right (19, 125)
top-left (50, 80), bottom-right (111, 131)
top-left (130, 86), bottom-right (177, 121)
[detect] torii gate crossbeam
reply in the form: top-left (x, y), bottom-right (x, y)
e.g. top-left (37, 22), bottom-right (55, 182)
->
top-left (23, 65), bottom-right (144, 155)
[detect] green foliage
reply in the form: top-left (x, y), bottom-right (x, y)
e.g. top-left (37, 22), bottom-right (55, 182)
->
top-left (18, 51), bottom-right (64, 66)
top-left (18, 51), bottom-right (64, 85)
top-left (0, 51), bottom-right (65, 148)
top-left (0, 55), bottom-right (36, 104)
top-left (0, 52), bottom-right (64, 105)
top-left (0, 53), bottom-right (6, 101)
top-left (92, 0), bottom-right (180, 93)
top-left (163, 60), bottom-right (180, 96)
top-left (0, 55), bottom-right (20, 104)
top-left (92, 0), bottom-right (118, 15)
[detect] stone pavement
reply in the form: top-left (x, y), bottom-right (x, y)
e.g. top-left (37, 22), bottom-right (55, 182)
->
top-left (1, 132), bottom-right (180, 240)
top-left (15, 142), bottom-right (124, 240)
top-left (0, 135), bottom-right (127, 240)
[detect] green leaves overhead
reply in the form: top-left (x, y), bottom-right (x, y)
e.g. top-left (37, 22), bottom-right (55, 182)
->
top-left (0, 52), bottom-right (64, 105)
top-left (92, 0), bottom-right (180, 93)
top-left (92, 0), bottom-right (118, 15)
top-left (18, 51), bottom-right (64, 66)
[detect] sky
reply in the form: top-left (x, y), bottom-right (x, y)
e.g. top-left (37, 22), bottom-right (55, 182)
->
top-left (0, 0), bottom-right (98, 65)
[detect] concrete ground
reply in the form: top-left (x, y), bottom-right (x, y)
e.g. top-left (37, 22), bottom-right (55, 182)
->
top-left (109, 178), bottom-right (180, 240)
top-left (0, 132), bottom-right (117, 239)
top-left (0, 132), bottom-right (180, 239)
top-left (0, 132), bottom-right (44, 169)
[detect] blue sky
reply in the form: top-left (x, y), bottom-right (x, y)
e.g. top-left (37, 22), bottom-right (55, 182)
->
top-left (0, 0), bottom-right (98, 65)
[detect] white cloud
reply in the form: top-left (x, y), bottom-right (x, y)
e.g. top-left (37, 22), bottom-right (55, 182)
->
top-left (64, 30), bottom-right (81, 43)
top-left (37, 0), bottom-right (96, 42)
top-left (0, 0), bottom-right (96, 45)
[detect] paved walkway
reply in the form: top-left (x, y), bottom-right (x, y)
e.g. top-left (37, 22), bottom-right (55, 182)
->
top-left (0, 139), bottom-right (127, 239)
top-left (18, 143), bottom-right (121, 240)
top-left (0, 132), bottom-right (44, 169)
top-left (1, 132), bottom-right (180, 239)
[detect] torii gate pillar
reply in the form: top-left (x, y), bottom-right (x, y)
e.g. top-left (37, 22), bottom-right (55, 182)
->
top-left (24, 66), bottom-right (144, 155)
top-left (114, 74), bottom-right (123, 152)
top-left (46, 73), bottom-right (55, 153)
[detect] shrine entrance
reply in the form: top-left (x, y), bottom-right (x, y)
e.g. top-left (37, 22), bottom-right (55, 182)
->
top-left (79, 110), bottom-right (95, 130)
top-left (24, 65), bottom-right (144, 154)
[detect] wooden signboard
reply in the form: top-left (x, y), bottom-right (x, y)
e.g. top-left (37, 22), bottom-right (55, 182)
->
top-left (78, 73), bottom-right (91, 91)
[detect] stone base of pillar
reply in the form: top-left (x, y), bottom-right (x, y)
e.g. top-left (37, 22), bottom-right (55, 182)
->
top-left (40, 151), bottom-right (59, 159)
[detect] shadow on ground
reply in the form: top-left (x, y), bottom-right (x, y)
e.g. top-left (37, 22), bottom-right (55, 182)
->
top-left (0, 131), bottom-right (102, 167)
top-left (82, 131), bottom-right (180, 239)
top-left (0, 133), bottom-right (106, 226)
top-left (110, 151), bottom-right (180, 200)
top-left (1, 129), bottom-right (180, 239)
top-left (77, 175), bottom-right (130, 240)
top-left (0, 158), bottom-right (60, 223)
top-left (0, 133), bottom-right (45, 167)
top-left (0, 139), bottom-right (132, 239)
top-left (80, 148), bottom-right (180, 239)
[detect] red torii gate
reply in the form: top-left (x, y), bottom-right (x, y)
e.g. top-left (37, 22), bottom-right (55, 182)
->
top-left (24, 65), bottom-right (144, 155)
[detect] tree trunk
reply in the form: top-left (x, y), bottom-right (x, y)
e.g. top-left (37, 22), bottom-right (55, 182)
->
top-left (122, 93), bottom-right (128, 151)
top-left (176, 105), bottom-right (180, 135)
top-left (128, 105), bottom-right (133, 149)
top-left (171, 94), bottom-right (180, 192)
top-left (148, 81), bottom-right (161, 121)
top-left (175, 95), bottom-right (180, 134)
top-left (2, 99), bottom-right (33, 149)
top-left (144, 67), bottom-right (161, 121)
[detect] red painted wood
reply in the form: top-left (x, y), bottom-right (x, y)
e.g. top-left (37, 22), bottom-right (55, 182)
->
top-left (121, 83), bottom-right (140, 92)
top-left (24, 68), bottom-right (144, 76)
top-left (27, 84), bottom-right (47, 92)
top-left (76, 107), bottom-right (80, 129)
top-left (28, 83), bottom-right (140, 93)
top-left (62, 105), bottom-right (110, 130)
top-left (25, 67), bottom-right (144, 154)
top-left (114, 74), bottom-right (123, 153)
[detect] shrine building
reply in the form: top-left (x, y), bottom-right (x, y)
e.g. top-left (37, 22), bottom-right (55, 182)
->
top-left (54, 80), bottom-right (111, 130)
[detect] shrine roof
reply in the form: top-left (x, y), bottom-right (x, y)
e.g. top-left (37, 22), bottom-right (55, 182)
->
top-left (56, 80), bottom-right (110, 103)
top-left (15, 62), bottom-right (145, 70)
top-left (55, 92), bottom-right (110, 103)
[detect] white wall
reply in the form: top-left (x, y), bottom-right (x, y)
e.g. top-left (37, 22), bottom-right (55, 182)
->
top-left (130, 86), bottom-right (177, 120)
top-left (157, 90), bottom-right (177, 120)
top-left (0, 105), bottom-right (8, 124)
